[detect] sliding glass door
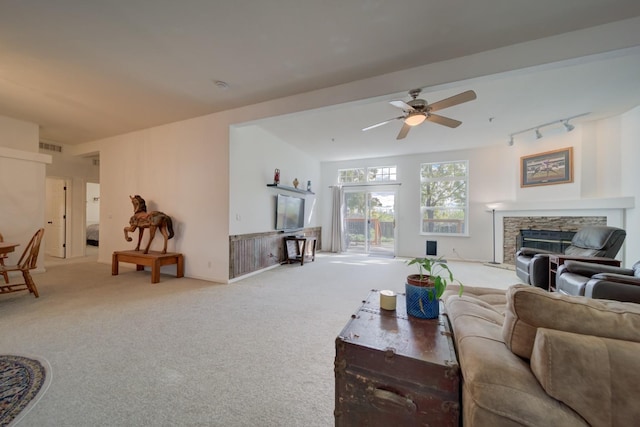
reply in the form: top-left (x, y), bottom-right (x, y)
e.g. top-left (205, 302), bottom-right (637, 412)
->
top-left (344, 188), bottom-right (396, 257)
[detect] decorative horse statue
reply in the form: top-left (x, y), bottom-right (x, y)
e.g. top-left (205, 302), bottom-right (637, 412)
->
top-left (124, 195), bottom-right (175, 254)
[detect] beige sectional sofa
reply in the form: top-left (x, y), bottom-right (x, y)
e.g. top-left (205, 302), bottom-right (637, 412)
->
top-left (441, 284), bottom-right (640, 426)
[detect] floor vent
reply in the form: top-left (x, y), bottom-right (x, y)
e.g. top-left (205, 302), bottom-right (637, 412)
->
top-left (39, 142), bottom-right (62, 153)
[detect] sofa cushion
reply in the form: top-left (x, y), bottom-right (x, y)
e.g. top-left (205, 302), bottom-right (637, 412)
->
top-left (442, 284), bottom-right (509, 315)
top-left (531, 328), bottom-right (640, 426)
top-left (443, 288), bottom-right (588, 426)
top-left (502, 284), bottom-right (640, 359)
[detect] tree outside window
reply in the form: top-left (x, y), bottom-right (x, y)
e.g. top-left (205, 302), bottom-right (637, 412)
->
top-left (420, 161), bottom-right (468, 234)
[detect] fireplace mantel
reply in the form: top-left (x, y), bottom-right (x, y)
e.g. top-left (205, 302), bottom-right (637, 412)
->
top-left (487, 197), bottom-right (634, 212)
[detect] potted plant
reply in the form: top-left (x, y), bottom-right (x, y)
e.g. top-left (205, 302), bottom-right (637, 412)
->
top-left (405, 257), bottom-right (463, 319)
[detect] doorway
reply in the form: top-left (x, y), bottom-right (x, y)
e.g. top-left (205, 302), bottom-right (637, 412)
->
top-left (344, 188), bottom-right (397, 257)
top-left (45, 177), bottom-right (67, 258)
top-left (86, 183), bottom-right (100, 254)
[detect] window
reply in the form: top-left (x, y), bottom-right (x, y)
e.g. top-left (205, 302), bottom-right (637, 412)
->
top-left (420, 161), bottom-right (468, 235)
top-left (367, 166), bottom-right (396, 182)
top-left (338, 168), bottom-right (366, 183)
top-left (339, 166), bottom-right (396, 184)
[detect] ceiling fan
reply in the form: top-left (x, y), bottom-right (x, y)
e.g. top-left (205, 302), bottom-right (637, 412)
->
top-left (362, 88), bottom-right (477, 140)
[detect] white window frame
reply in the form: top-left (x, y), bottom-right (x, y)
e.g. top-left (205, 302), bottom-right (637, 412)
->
top-left (419, 160), bottom-right (469, 236)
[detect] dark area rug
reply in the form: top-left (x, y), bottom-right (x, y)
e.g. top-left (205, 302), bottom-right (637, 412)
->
top-left (0, 355), bottom-right (47, 426)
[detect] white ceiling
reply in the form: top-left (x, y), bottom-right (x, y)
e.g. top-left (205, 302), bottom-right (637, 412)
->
top-left (1, 0), bottom-right (640, 161)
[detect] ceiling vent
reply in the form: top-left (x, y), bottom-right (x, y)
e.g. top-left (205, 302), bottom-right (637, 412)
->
top-left (39, 142), bottom-right (62, 153)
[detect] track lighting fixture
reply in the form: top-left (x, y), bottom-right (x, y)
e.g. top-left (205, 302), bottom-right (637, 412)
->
top-left (563, 120), bottom-right (575, 132)
top-left (507, 113), bottom-right (588, 146)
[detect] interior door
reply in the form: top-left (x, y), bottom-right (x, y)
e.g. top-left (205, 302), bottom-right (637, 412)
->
top-left (45, 177), bottom-right (66, 258)
top-left (344, 189), bottom-right (396, 256)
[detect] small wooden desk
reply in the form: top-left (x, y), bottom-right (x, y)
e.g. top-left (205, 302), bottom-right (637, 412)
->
top-left (549, 254), bottom-right (621, 291)
top-left (284, 236), bottom-right (317, 266)
top-left (112, 250), bottom-right (184, 284)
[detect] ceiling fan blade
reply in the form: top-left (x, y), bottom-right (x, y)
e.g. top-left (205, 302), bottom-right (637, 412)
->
top-left (390, 100), bottom-right (415, 111)
top-left (427, 113), bottom-right (462, 128)
top-left (362, 116), bottom-right (404, 131)
top-left (396, 123), bottom-right (411, 140)
top-left (428, 90), bottom-right (477, 112)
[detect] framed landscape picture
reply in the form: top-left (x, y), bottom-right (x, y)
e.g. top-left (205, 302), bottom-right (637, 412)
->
top-left (521, 147), bottom-right (573, 187)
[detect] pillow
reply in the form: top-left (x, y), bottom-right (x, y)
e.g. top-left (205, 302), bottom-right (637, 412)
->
top-left (530, 328), bottom-right (640, 426)
top-left (502, 284), bottom-right (640, 359)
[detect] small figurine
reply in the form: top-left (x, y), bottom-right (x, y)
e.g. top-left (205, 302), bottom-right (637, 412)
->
top-left (293, 178), bottom-right (299, 188)
top-left (274, 168), bottom-right (280, 185)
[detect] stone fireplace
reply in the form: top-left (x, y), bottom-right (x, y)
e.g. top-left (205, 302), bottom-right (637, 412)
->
top-left (489, 197), bottom-right (632, 265)
top-left (503, 216), bottom-right (606, 265)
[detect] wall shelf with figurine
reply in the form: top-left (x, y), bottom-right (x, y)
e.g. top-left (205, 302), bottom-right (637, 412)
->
top-left (266, 184), bottom-right (315, 195)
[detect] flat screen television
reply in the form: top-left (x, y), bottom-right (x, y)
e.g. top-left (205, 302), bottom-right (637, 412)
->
top-left (275, 194), bottom-right (305, 231)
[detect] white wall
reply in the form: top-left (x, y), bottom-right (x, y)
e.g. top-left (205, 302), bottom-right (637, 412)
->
top-left (320, 116), bottom-right (636, 263)
top-left (229, 125), bottom-right (320, 235)
top-left (320, 146), bottom-right (512, 261)
top-left (0, 116), bottom-right (39, 152)
top-left (0, 116), bottom-right (51, 269)
top-left (620, 106), bottom-right (640, 267)
top-left (73, 114), bottom-right (230, 282)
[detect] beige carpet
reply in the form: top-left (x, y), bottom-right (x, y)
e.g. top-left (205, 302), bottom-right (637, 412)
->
top-left (0, 252), bottom-right (520, 426)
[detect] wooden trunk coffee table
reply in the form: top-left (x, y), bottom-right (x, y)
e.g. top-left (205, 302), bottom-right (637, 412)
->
top-left (335, 290), bottom-right (460, 426)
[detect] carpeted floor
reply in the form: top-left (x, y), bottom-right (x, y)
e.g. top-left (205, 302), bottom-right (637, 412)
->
top-left (0, 252), bottom-right (521, 426)
top-left (0, 355), bottom-right (49, 426)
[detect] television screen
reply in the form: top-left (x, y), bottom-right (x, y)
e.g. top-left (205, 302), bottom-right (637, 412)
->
top-left (275, 194), bottom-right (305, 231)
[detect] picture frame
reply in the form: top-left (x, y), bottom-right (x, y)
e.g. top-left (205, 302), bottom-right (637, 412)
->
top-left (521, 147), bottom-right (573, 188)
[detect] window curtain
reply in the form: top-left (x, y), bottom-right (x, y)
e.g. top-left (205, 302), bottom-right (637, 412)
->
top-left (330, 185), bottom-right (344, 252)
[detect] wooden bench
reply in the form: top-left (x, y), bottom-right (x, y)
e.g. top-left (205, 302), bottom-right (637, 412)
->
top-left (112, 250), bottom-right (184, 284)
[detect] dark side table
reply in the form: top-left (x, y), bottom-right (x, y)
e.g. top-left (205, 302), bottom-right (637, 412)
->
top-left (283, 236), bottom-right (317, 265)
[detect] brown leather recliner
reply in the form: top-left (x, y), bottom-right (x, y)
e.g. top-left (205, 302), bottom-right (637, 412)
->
top-left (555, 260), bottom-right (640, 303)
top-left (515, 225), bottom-right (626, 289)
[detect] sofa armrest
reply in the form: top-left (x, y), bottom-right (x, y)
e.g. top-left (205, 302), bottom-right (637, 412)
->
top-left (591, 273), bottom-right (640, 284)
top-left (516, 247), bottom-right (554, 257)
top-left (585, 279), bottom-right (640, 303)
top-left (562, 260), bottom-right (633, 277)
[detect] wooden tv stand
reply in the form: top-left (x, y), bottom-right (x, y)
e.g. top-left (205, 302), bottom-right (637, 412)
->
top-left (112, 250), bottom-right (184, 284)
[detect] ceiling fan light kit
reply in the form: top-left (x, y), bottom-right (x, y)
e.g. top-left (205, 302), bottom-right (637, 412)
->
top-left (404, 113), bottom-right (426, 126)
top-left (362, 88), bottom-right (477, 140)
top-left (507, 112), bottom-right (589, 146)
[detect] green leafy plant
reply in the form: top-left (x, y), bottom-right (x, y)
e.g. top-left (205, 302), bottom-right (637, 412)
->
top-left (406, 257), bottom-right (463, 300)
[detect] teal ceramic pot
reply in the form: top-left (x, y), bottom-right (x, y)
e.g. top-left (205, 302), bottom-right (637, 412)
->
top-left (405, 281), bottom-right (439, 319)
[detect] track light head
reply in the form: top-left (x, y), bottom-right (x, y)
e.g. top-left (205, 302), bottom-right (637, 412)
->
top-left (535, 129), bottom-right (542, 139)
top-left (508, 136), bottom-right (514, 146)
top-left (563, 120), bottom-right (575, 132)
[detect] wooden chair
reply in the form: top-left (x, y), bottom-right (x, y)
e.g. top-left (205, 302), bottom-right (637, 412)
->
top-left (0, 232), bottom-right (9, 283)
top-left (0, 228), bottom-right (45, 298)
